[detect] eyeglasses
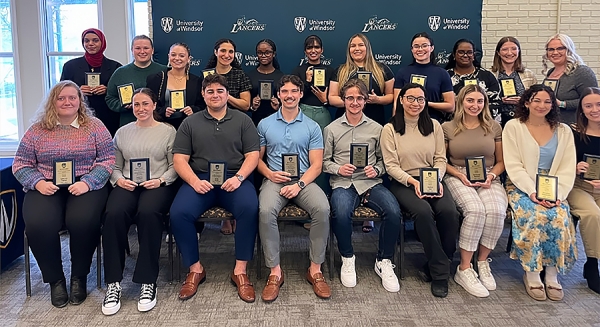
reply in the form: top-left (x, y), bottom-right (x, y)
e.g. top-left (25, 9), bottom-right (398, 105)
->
top-left (546, 46), bottom-right (566, 53)
top-left (344, 96), bottom-right (366, 103)
top-left (412, 44), bottom-right (431, 50)
top-left (456, 50), bottom-right (474, 57)
top-left (403, 95), bottom-right (426, 104)
top-left (257, 51), bottom-right (274, 57)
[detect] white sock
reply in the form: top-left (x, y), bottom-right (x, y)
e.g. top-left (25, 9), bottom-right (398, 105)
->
top-left (526, 271), bottom-right (543, 286)
top-left (545, 266), bottom-right (560, 286)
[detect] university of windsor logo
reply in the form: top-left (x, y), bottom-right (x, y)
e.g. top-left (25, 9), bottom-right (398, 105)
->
top-left (428, 16), bottom-right (441, 31)
top-left (294, 17), bottom-right (307, 33)
top-left (0, 190), bottom-right (17, 249)
top-left (161, 17), bottom-right (174, 33)
top-left (235, 52), bottom-right (243, 65)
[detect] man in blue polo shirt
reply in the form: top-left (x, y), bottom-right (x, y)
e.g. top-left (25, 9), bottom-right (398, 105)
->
top-left (170, 74), bottom-right (260, 303)
top-left (257, 75), bottom-right (331, 302)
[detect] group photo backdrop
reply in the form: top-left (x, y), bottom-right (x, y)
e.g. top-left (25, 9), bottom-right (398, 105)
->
top-left (151, 0), bottom-right (483, 76)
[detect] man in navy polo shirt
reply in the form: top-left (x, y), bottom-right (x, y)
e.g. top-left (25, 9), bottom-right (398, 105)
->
top-left (257, 75), bottom-right (331, 302)
top-left (170, 74), bottom-right (259, 303)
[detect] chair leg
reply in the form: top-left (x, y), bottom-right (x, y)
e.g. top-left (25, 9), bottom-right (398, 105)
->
top-left (399, 219), bottom-right (405, 280)
top-left (96, 237), bottom-right (102, 289)
top-left (24, 230), bottom-right (31, 297)
top-left (168, 230), bottom-right (173, 284)
top-left (328, 225), bottom-right (334, 280)
top-left (256, 233), bottom-right (262, 280)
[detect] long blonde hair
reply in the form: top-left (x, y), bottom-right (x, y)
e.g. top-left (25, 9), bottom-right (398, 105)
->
top-left (451, 84), bottom-right (493, 136)
top-left (33, 80), bottom-right (94, 130)
top-left (542, 33), bottom-right (584, 75)
top-left (337, 33), bottom-right (385, 91)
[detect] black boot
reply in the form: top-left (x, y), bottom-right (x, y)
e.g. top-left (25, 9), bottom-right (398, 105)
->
top-left (49, 279), bottom-right (68, 308)
top-left (583, 258), bottom-right (600, 294)
top-left (69, 276), bottom-right (88, 305)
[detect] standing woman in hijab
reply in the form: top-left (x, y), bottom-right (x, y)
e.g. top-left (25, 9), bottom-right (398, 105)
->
top-left (61, 28), bottom-right (122, 136)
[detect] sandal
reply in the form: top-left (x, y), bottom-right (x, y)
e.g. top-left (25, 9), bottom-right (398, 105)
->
top-left (220, 220), bottom-right (234, 235)
top-left (362, 221), bottom-right (374, 233)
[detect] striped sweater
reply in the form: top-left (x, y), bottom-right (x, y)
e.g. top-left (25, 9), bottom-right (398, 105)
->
top-left (13, 117), bottom-right (115, 191)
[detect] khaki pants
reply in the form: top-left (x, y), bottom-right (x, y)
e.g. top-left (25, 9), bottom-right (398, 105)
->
top-left (568, 179), bottom-right (600, 258)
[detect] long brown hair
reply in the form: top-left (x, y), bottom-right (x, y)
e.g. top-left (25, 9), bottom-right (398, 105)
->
top-left (575, 87), bottom-right (600, 143)
top-left (490, 37), bottom-right (525, 73)
top-left (337, 33), bottom-right (385, 91)
top-left (451, 85), bottom-right (493, 136)
top-left (33, 80), bottom-right (94, 130)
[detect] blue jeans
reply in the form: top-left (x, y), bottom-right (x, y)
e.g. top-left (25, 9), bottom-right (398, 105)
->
top-left (169, 172), bottom-right (258, 268)
top-left (330, 184), bottom-right (401, 260)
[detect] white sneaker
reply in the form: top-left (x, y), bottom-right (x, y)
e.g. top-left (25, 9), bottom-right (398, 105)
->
top-left (477, 259), bottom-right (497, 291)
top-left (374, 259), bottom-right (400, 292)
top-left (454, 265), bottom-right (489, 298)
top-left (340, 255), bottom-right (357, 287)
top-left (102, 282), bottom-right (122, 316)
top-left (138, 283), bottom-right (157, 312)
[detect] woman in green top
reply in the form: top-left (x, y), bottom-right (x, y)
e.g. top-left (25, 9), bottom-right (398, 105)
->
top-left (106, 35), bottom-right (167, 126)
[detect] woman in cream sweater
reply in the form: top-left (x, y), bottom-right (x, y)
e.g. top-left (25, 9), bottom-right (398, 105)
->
top-left (503, 84), bottom-right (577, 301)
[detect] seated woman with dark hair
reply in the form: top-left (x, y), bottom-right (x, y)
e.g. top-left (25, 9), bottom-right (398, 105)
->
top-left (101, 88), bottom-right (178, 315)
top-left (567, 87), bottom-right (600, 294)
top-left (12, 81), bottom-right (114, 308)
top-left (381, 83), bottom-right (459, 298)
top-left (503, 84), bottom-right (577, 301)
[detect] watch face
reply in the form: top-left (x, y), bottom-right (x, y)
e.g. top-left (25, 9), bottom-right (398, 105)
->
top-left (298, 181), bottom-right (306, 189)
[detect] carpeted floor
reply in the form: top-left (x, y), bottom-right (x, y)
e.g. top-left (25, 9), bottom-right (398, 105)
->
top-left (1, 221), bottom-right (599, 327)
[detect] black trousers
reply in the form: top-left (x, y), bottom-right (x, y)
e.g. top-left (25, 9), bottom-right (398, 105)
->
top-left (389, 180), bottom-right (459, 280)
top-left (23, 186), bottom-right (108, 283)
top-left (102, 185), bottom-right (175, 284)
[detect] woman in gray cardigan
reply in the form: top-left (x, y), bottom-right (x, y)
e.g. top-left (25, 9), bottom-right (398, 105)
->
top-left (542, 33), bottom-right (598, 124)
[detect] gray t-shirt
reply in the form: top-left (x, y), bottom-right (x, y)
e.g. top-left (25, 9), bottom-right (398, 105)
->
top-left (172, 108), bottom-right (260, 173)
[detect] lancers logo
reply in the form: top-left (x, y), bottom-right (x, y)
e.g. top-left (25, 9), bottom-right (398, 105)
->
top-left (294, 17), bottom-right (307, 33)
top-left (161, 17), bottom-right (174, 33)
top-left (298, 55), bottom-right (333, 66)
top-left (230, 16), bottom-right (267, 33)
top-left (428, 16), bottom-right (441, 32)
top-left (189, 57), bottom-right (202, 66)
top-left (0, 189), bottom-right (17, 249)
top-left (435, 51), bottom-right (451, 66)
top-left (362, 16), bottom-right (397, 33)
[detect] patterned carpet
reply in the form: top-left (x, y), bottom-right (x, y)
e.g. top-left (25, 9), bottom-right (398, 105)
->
top-left (1, 221), bottom-right (599, 327)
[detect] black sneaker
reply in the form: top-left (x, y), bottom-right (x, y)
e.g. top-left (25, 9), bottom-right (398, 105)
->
top-left (50, 279), bottom-right (68, 308)
top-left (138, 283), bottom-right (157, 312)
top-left (102, 282), bottom-right (122, 316)
top-left (431, 279), bottom-right (448, 298)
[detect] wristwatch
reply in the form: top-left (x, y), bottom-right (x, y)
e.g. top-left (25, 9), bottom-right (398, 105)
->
top-left (235, 173), bottom-right (245, 182)
top-left (158, 178), bottom-right (166, 186)
top-left (297, 180), bottom-right (306, 189)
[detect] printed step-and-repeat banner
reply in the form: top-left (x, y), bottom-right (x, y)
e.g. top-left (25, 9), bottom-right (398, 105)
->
top-left (151, 0), bottom-right (482, 76)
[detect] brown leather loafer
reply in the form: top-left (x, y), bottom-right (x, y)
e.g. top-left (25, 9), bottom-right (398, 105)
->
top-left (230, 273), bottom-right (256, 303)
top-left (261, 271), bottom-right (285, 302)
top-left (306, 270), bottom-right (331, 299)
top-left (178, 271), bottom-right (206, 301)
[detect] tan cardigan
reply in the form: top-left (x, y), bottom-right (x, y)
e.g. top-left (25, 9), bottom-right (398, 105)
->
top-left (380, 118), bottom-right (447, 186)
top-left (502, 119), bottom-right (576, 200)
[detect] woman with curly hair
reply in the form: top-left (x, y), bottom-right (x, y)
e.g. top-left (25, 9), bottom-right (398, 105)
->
top-left (503, 84), bottom-right (577, 301)
top-left (12, 81), bottom-right (115, 308)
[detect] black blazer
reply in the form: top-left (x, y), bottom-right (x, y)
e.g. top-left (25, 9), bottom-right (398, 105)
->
top-left (146, 70), bottom-right (206, 129)
top-left (60, 56), bottom-right (122, 136)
